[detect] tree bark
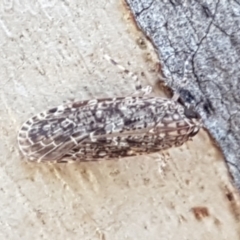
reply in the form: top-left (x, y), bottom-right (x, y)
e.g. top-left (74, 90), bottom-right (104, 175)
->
top-left (126, 0), bottom-right (240, 189)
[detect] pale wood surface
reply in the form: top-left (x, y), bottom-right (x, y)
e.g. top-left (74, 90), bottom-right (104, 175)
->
top-left (0, 1), bottom-right (239, 239)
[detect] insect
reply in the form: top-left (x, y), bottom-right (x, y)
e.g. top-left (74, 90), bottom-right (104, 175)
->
top-left (18, 55), bottom-right (202, 163)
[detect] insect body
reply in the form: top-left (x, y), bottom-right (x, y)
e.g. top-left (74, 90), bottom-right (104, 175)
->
top-left (18, 55), bottom-right (202, 162)
top-left (18, 96), bottom-right (201, 162)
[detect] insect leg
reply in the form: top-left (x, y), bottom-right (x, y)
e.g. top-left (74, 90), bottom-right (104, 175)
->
top-left (171, 92), bottom-right (180, 102)
top-left (104, 54), bottom-right (152, 96)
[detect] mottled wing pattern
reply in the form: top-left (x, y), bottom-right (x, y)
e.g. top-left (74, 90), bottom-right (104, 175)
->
top-left (18, 100), bottom-right (88, 162)
top-left (18, 97), bottom-right (202, 162)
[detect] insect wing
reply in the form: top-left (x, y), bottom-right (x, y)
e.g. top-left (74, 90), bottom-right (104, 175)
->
top-left (64, 97), bottom-right (201, 161)
top-left (18, 97), bottom-right (201, 162)
top-left (18, 101), bottom-right (90, 162)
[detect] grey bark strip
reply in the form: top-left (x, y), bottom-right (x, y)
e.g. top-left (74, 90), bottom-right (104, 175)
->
top-left (126, 0), bottom-right (240, 188)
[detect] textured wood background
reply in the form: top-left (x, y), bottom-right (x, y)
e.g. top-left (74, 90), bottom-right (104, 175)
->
top-left (0, 0), bottom-right (239, 239)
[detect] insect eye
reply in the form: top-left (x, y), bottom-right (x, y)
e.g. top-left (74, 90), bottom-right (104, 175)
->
top-left (179, 89), bottom-right (195, 104)
top-left (184, 107), bottom-right (200, 119)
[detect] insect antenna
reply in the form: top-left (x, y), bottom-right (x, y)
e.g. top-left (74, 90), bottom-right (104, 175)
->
top-left (104, 54), bottom-right (152, 96)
